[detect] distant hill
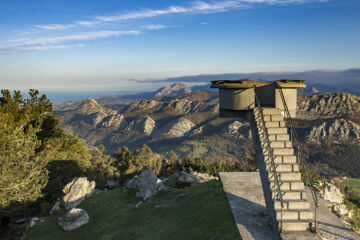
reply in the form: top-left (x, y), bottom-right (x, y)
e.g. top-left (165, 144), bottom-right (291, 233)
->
top-left (58, 89), bottom-right (360, 178)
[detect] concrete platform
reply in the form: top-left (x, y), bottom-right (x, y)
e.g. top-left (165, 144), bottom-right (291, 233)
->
top-left (219, 172), bottom-right (278, 240)
top-left (220, 172), bottom-right (360, 240)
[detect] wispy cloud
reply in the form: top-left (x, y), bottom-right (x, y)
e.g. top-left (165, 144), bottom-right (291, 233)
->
top-left (32, 0), bottom-right (326, 31)
top-left (142, 24), bottom-right (167, 30)
top-left (1, 30), bottom-right (140, 55)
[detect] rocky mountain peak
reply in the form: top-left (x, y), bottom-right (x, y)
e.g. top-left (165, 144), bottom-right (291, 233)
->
top-left (76, 98), bottom-right (105, 115)
top-left (306, 119), bottom-right (360, 142)
top-left (297, 93), bottom-right (360, 119)
top-left (155, 83), bottom-right (191, 97)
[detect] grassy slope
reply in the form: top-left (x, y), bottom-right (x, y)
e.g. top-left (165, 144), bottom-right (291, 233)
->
top-left (339, 178), bottom-right (360, 231)
top-left (24, 181), bottom-right (241, 240)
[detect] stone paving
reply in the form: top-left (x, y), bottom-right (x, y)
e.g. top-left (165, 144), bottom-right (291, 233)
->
top-left (220, 172), bottom-right (360, 240)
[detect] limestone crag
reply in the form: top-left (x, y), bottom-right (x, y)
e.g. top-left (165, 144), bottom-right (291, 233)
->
top-left (126, 115), bottom-right (156, 136)
top-left (100, 113), bottom-right (127, 129)
top-left (63, 177), bottom-right (95, 210)
top-left (156, 117), bottom-right (195, 137)
top-left (306, 119), bottom-right (360, 142)
top-left (223, 120), bottom-right (251, 138)
top-left (155, 83), bottom-right (191, 97)
top-left (297, 93), bottom-right (360, 119)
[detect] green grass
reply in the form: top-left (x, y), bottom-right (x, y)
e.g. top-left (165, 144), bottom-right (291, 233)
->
top-left (342, 178), bottom-right (360, 190)
top-left (339, 178), bottom-right (360, 231)
top-left (24, 181), bottom-right (241, 240)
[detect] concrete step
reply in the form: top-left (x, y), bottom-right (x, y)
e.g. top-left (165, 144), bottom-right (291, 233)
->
top-left (272, 148), bottom-right (294, 156)
top-left (265, 121), bottom-right (286, 128)
top-left (267, 127), bottom-right (288, 135)
top-left (266, 163), bottom-right (299, 172)
top-left (270, 179), bottom-right (304, 191)
top-left (276, 210), bottom-right (313, 221)
top-left (268, 134), bottom-right (290, 141)
top-left (272, 190), bottom-right (307, 200)
top-left (264, 114), bottom-right (283, 122)
top-left (275, 200), bottom-right (310, 210)
top-left (270, 141), bottom-right (292, 148)
top-left (262, 108), bottom-right (282, 115)
top-left (272, 155), bottom-right (297, 164)
top-left (280, 172), bottom-right (301, 181)
top-left (282, 220), bottom-right (312, 232)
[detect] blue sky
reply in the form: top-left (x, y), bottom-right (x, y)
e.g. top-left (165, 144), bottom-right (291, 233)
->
top-left (0, 0), bottom-right (359, 91)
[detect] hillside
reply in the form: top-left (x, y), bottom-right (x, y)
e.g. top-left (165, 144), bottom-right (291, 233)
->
top-left (24, 181), bottom-right (240, 240)
top-left (57, 88), bottom-right (360, 178)
top-left (57, 92), bottom-right (248, 168)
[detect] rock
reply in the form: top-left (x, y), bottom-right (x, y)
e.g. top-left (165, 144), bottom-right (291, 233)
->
top-left (223, 120), bottom-right (251, 138)
top-left (333, 203), bottom-right (348, 218)
top-left (178, 171), bottom-right (218, 184)
top-left (156, 117), bottom-right (195, 138)
top-left (58, 208), bottom-right (89, 231)
top-left (323, 183), bottom-right (344, 204)
top-left (306, 119), bottom-right (360, 142)
top-left (105, 180), bottom-right (118, 188)
top-left (155, 83), bottom-right (191, 97)
top-left (63, 177), bottom-right (96, 210)
top-left (154, 205), bottom-right (162, 210)
top-left (126, 115), bottom-right (156, 135)
top-left (29, 217), bottom-right (39, 228)
top-left (135, 201), bottom-right (143, 208)
top-left (125, 169), bottom-right (165, 201)
top-left (50, 201), bottom-right (61, 214)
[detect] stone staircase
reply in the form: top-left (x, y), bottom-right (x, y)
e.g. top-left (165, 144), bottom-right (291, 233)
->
top-left (252, 107), bottom-right (314, 232)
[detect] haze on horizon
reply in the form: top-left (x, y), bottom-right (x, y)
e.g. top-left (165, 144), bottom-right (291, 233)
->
top-left (0, 0), bottom-right (359, 91)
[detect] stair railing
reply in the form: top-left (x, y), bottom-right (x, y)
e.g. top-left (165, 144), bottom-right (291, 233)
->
top-left (277, 83), bottom-right (319, 232)
top-left (252, 85), bottom-right (284, 232)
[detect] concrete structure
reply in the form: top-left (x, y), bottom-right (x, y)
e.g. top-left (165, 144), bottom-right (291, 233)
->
top-left (212, 80), bottom-right (315, 233)
top-left (211, 79), bottom-right (306, 118)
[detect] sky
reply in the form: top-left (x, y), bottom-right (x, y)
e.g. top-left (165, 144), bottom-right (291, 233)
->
top-left (0, 0), bottom-right (359, 92)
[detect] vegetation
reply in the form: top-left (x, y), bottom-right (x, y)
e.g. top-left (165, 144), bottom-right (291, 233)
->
top-left (24, 181), bottom-right (241, 240)
top-left (338, 178), bottom-right (360, 231)
top-left (302, 142), bottom-right (360, 178)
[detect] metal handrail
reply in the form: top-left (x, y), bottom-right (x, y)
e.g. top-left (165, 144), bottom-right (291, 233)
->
top-left (277, 83), bottom-right (319, 232)
top-left (252, 86), bottom-right (284, 232)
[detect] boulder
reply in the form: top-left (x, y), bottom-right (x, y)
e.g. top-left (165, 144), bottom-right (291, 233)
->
top-left (58, 208), bottom-right (89, 231)
top-left (125, 169), bottom-right (165, 200)
top-left (323, 183), bottom-right (344, 204)
top-left (63, 177), bottom-right (96, 210)
top-left (178, 171), bottom-right (218, 184)
top-left (333, 203), bottom-right (351, 219)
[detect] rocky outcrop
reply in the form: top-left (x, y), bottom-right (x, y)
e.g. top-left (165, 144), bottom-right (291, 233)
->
top-left (166, 99), bottom-right (218, 115)
top-left (306, 119), bottom-right (360, 142)
top-left (126, 115), bottom-right (156, 135)
top-left (156, 117), bottom-right (195, 138)
top-left (155, 83), bottom-right (191, 97)
top-left (63, 177), bottom-right (96, 210)
top-left (100, 113), bottom-right (127, 129)
top-left (222, 120), bottom-right (251, 138)
top-left (177, 171), bottom-right (218, 184)
top-left (76, 98), bottom-right (116, 115)
top-left (125, 169), bottom-right (165, 200)
top-left (297, 93), bottom-right (360, 119)
top-left (322, 183), bottom-right (344, 204)
top-left (58, 208), bottom-right (89, 231)
top-left (126, 100), bottom-right (163, 113)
